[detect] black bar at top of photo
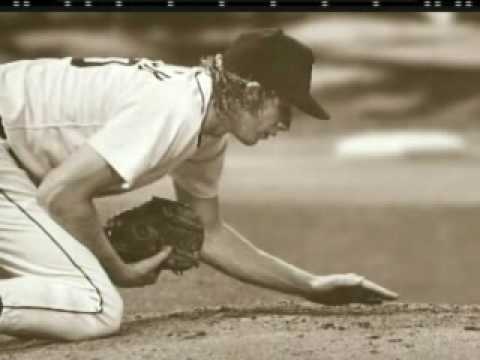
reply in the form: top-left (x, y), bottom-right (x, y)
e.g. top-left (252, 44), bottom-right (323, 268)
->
top-left (0, 0), bottom-right (478, 11)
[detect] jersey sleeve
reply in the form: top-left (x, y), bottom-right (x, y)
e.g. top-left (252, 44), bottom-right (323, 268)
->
top-left (170, 134), bottom-right (229, 198)
top-left (87, 78), bottom-right (195, 187)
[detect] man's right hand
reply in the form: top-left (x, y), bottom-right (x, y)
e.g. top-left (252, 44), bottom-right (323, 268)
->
top-left (115, 246), bottom-right (173, 288)
top-left (306, 274), bottom-right (398, 305)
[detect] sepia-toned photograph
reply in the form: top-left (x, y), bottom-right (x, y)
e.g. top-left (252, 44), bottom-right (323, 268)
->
top-left (0, 11), bottom-right (480, 359)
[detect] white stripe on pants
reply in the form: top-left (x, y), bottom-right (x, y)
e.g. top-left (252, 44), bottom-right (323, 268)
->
top-left (0, 140), bottom-right (123, 340)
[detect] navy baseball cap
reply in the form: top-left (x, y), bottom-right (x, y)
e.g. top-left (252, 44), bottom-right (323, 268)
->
top-left (223, 28), bottom-right (330, 120)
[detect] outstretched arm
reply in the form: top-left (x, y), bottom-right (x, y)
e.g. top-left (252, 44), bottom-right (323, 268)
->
top-left (174, 183), bottom-right (398, 305)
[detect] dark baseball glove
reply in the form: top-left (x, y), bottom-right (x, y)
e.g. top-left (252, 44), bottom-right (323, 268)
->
top-left (104, 197), bottom-right (204, 275)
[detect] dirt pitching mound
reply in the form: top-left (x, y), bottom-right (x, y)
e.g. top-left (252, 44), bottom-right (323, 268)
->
top-left (2, 302), bottom-right (480, 360)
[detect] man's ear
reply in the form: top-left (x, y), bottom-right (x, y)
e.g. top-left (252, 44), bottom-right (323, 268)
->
top-left (245, 81), bottom-right (262, 99)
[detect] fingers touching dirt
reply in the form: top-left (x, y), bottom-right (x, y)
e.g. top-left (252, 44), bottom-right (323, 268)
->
top-left (309, 273), bottom-right (398, 306)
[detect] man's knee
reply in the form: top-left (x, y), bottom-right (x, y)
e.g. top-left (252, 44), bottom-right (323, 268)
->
top-left (95, 285), bottom-right (124, 337)
top-left (62, 286), bottom-right (124, 341)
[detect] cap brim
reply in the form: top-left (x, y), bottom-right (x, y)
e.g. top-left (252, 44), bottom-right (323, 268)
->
top-left (294, 94), bottom-right (330, 120)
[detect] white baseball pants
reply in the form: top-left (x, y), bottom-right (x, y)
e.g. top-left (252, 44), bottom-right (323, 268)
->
top-left (0, 140), bottom-right (123, 340)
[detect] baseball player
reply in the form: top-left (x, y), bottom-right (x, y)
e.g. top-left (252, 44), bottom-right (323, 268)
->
top-left (0, 29), bottom-right (397, 341)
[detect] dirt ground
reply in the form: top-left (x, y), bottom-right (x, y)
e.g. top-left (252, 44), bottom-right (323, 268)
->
top-left (2, 302), bottom-right (480, 360)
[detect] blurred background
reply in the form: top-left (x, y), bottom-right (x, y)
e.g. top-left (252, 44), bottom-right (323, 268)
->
top-left (2, 12), bottom-right (480, 310)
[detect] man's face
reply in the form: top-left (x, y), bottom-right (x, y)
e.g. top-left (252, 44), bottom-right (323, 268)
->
top-left (230, 96), bottom-right (292, 146)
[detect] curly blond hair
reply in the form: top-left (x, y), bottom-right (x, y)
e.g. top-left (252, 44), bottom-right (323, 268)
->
top-left (200, 54), bottom-right (276, 123)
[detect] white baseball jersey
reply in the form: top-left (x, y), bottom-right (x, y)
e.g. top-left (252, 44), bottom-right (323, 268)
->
top-left (0, 57), bottom-right (228, 198)
top-left (0, 57), bottom-right (228, 339)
